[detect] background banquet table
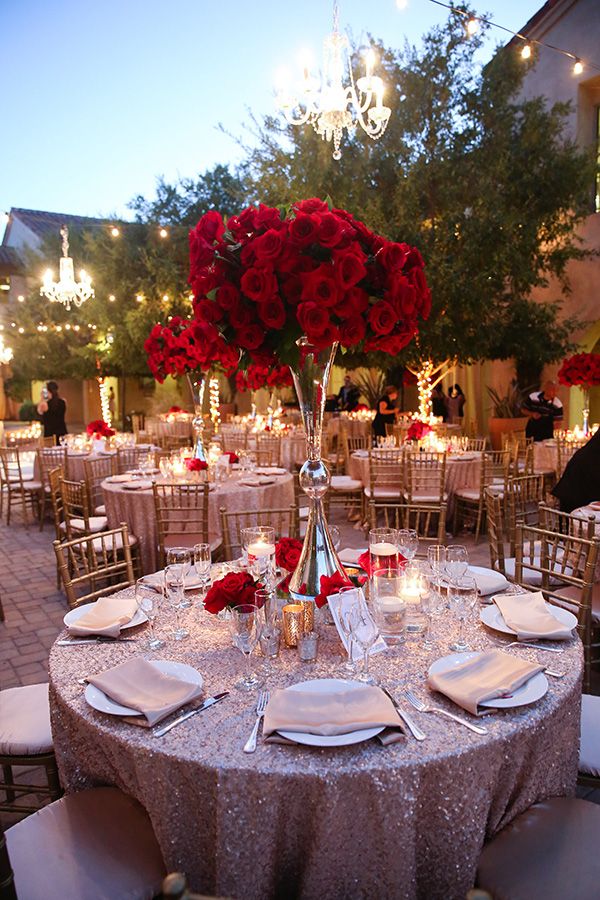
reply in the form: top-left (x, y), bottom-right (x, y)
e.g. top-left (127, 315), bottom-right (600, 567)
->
top-left (49, 596), bottom-right (582, 899)
top-left (102, 472), bottom-right (294, 573)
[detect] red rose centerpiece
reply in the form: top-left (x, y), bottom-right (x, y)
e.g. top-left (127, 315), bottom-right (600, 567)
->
top-left (557, 352), bottom-right (600, 435)
top-left (203, 572), bottom-right (262, 615)
top-left (186, 198), bottom-right (429, 602)
top-left (406, 420), bottom-right (433, 442)
top-left (86, 419), bottom-right (115, 443)
top-left (275, 537), bottom-right (304, 591)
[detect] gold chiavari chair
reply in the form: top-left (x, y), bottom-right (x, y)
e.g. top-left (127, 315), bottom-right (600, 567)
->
top-left (219, 505), bottom-right (297, 560)
top-left (60, 478), bottom-right (108, 541)
top-left (453, 449), bottom-right (510, 543)
top-left (153, 483), bottom-right (221, 567)
top-left (485, 489), bottom-right (507, 577)
top-left (84, 454), bottom-right (116, 516)
top-left (402, 450), bottom-right (447, 505)
top-left (115, 446), bottom-right (154, 474)
top-left (41, 435), bottom-right (57, 448)
top-left (504, 473), bottom-right (546, 554)
top-left (255, 434), bottom-right (282, 466)
top-left (163, 435), bottom-right (192, 453)
top-left (556, 437), bottom-right (588, 479)
top-left (0, 447), bottom-right (42, 527)
top-left (36, 446), bottom-right (69, 528)
top-left (364, 447), bottom-right (404, 529)
top-left (220, 428), bottom-right (248, 453)
top-left (466, 437), bottom-right (487, 452)
top-left (48, 466), bottom-right (64, 587)
top-left (53, 525), bottom-right (136, 609)
top-left (392, 422), bottom-right (411, 445)
top-left (398, 502), bottom-right (447, 553)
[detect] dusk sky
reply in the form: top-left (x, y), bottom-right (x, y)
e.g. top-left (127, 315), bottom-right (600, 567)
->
top-left (2, 0), bottom-right (545, 221)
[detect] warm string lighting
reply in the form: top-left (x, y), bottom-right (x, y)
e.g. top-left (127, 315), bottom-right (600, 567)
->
top-left (0, 334), bottom-right (13, 365)
top-left (428, 0), bottom-right (600, 75)
top-left (98, 377), bottom-right (112, 428)
top-left (209, 377), bottom-right (221, 432)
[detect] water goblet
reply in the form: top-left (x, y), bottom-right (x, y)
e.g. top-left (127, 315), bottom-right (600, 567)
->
top-left (349, 600), bottom-right (381, 685)
top-left (164, 563), bottom-right (188, 640)
top-left (397, 529), bottom-right (418, 563)
top-left (335, 585), bottom-right (360, 674)
top-left (229, 603), bottom-right (261, 691)
top-left (449, 576), bottom-right (478, 652)
top-left (193, 542), bottom-right (211, 594)
top-left (135, 576), bottom-right (165, 650)
top-left (445, 545), bottom-right (469, 586)
top-left (427, 545), bottom-right (447, 596)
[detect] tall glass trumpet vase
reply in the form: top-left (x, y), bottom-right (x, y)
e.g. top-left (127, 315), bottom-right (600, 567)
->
top-left (288, 337), bottom-right (346, 601)
top-left (582, 386), bottom-right (591, 437)
top-left (186, 373), bottom-right (207, 463)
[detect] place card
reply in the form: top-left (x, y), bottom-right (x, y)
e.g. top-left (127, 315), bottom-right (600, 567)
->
top-left (327, 587), bottom-right (387, 662)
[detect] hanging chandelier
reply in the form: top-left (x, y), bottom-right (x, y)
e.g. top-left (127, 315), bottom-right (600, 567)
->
top-left (40, 225), bottom-right (94, 311)
top-left (0, 335), bottom-right (13, 365)
top-left (277, 1), bottom-right (391, 159)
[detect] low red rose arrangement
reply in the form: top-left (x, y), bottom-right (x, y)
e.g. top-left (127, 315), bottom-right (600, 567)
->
top-left (275, 537), bottom-right (304, 592)
top-left (168, 405), bottom-right (184, 413)
top-left (203, 572), bottom-right (263, 615)
top-left (314, 572), bottom-right (353, 609)
top-left (187, 198), bottom-right (430, 368)
top-left (186, 458), bottom-right (208, 472)
top-left (86, 419), bottom-right (115, 439)
top-left (557, 353), bottom-right (600, 388)
top-left (225, 452), bottom-right (239, 464)
top-left (406, 420), bottom-right (432, 442)
top-left (235, 364), bottom-right (294, 393)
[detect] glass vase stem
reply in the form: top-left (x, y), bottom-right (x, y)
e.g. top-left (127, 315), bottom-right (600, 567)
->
top-left (186, 373), bottom-right (207, 462)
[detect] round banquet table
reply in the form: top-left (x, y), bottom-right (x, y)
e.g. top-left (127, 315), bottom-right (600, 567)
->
top-left (102, 472), bottom-right (294, 574)
top-left (49, 595), bottom-right (582, 900)
top-left (348, 451), bottom-right (483, 518)
top-left (533, 440), bottom-right (558, 474)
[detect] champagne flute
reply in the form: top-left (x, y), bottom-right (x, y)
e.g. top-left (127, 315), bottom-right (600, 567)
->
top-left (192, 542), bottom-right (211, 595)
top-left (427, 545), bottom-right (447, 595)
top-left (135, 576), bottom-right (165, 650)
top-left (164, 563), bottom-right (188, 640)
top-left (229, 603), bottom-right (260, 691)
top-left (445, 545), bottom-right (469, 586)
top-left (449, 576), bottom-right (478, 652)
top-left (349, 601), bottom-right (380, 685)
top-left (397, 529), bottom-right (418, 563)
top-left (166, 547), bottom-right (193, 606)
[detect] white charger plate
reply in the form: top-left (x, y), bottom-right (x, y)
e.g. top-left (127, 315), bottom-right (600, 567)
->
top-left (63, 602), bottom-right (147, 631)
top-left (428, 652), bottom-right (548, 709)
top-left (468, 566), bottom-right (508, 596)
top-left (85, 659), bottom-right (203, 716)
top-left (480, 601), bottom-right (577, 637)
top-left (277, 678), bottom-right (384, 747)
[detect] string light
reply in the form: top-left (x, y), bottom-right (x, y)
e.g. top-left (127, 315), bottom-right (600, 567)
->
top-left (110, 226), bottom-right (120, 238)
top-left (108, 294), bottom-right (116, 301)
top-left (465, 17), bottom-right (478, 36)
top-left (573, 59), bottom-right (583, 75)
top-left (159, 227), bottom-right (168, 238)
top-left (98, 377), bottom-right (112, 428)
top-left (209, 377), bottom-right (221, 432)
top-left (521, 42), bottom-right (532, 60)
top-left (136, 294), bottom-right (144, 303)
top-left (17, 295), bottom-right (24, 302)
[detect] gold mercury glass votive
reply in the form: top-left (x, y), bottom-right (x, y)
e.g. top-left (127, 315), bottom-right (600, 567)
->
top-left (301, 600), bottom-right (314, 633)
top-left (282, 604), bottom-right (304, 647)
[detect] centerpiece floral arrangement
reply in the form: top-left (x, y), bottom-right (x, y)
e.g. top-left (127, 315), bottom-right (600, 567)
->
top-left (203, 572), bottom-right (262, 615)
top-left (235, 364), bottom-right (294, 393)
top-left (145, 316), bottom-right (237, 382)
top-left (86, 419), bottom-right (115, 439)
top-left (406, 419), bottom-right (432, 442)
top-left (557, 353), bottom-right (600, 388)
top-left (188, 197), bottom-right (431, 368)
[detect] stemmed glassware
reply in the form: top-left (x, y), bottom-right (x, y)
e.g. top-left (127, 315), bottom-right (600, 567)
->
top-left (349, 600), bottom-right (381, 685)
top-left (229, 603), bottom-right (261, 691)
top-left (164, 564), bottom-right (188, 641)
top-left (397, 529), bottom-right (418, 564)
top-left (192, 542), bottom-right (212, 595)
top-left (427, 545), bottom-right (447, 595)
top-left (135, 576), bottom-right (165, 650)
top-left (335, 585), bottom-right (359, 674)
top-left (445, 545), bottom-right (469, 586)
top-left (449, 576), bottom-right (478, 652)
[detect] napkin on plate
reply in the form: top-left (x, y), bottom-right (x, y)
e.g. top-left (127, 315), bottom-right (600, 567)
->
top-left (87, 657), bottom-right (203, 727)
top-left (107, 474), bottom-right (131, 484)
top-left (494, 591), bottom-right (574, 641)
top-left (427, 649), bottom-right (544, 716)
top-left (255, 467), bottom-right (287, 476)
top-left (263, 685), bottom-right (403, 744)
top-left (68, 595), bottom-right (138, 638)
top-left (122, 480), bottom-right (153, 490)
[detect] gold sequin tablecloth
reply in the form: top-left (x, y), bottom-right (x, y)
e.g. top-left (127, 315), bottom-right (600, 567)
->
top-left (49, 604), bottom-right (582, 900)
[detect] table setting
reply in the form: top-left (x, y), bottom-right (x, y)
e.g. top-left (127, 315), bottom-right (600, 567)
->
top-left (48, 525), bottom-right (583, 900)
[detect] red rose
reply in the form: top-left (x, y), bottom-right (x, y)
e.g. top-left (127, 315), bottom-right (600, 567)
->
top-left (241, 267), bottom-right (278, 303)
top-left (317, 212), bottom-right (347, 248)
top-left (203, 571), bottom-right (261, 615)
top-left (275, 537), bottom-right (304, 572)
top-left (339, 316), bottom-right (366, 348)
top-left (289, 212), bottom-right (319, 247)
top-left (300, 264), bottom-right (340, 307)
top-left (314, 571), bottom-right (353, 609)
top-left (229, 303), bottom-right (253, 329)
top-left (368, 301), bottom-right (398, 335)
top-left (294, 198), bottom-right (330, 215)
top-left (255, 204), bottom-right (285, 231)
top-left (377, 242), bottom-right (409, 272)
top-left (297, 301), bottom-right (329, 338)
top-left (253, 228), bottom-right (285, 264)
top-left (257, 296), bottom-right (286, 329)
top-left (196, 210), bottom-right (225, 242)
top-left (312, 322), bottom-right (340, 350)
top-left (186, 458), bottom-right (208, 472)
top-left (343, 287), bottom-right (370, 315)
top-left (194, 299), bottom-right (222, 324)
top-left (189, 231), bottom-right (215, 271)
top-left (237, 324), bottom-right (265, 350)
top-left (216, 284), bottom-right (241, 311)
top-left (364, 328), bottom-right (416, 355)
top-left (227, 452), bottom-right (239, 464)
top-left (386, 276), bottom-right (417, 318)
top-left (334, 249), bottom-right (367, 289)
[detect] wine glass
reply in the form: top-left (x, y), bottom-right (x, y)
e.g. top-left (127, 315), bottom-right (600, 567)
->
top-left (449, 576), bottom-right (478, 652)
top-left (445, 545), bottom-right (469, 586)
top-left (159, 457), bottom-right (171, 479)
top-left (166, 547), bottom-right (192, 603)
top-left (427, 545), bottom-right (447, 595)
top-left (329, 525), bottom-right (341, 552)
top-left (192, 542), bottom-right (211, 595)
top-left (397, 529), bottom-right (418, 563)
top-left (335, 586), bottom-right (359, 674)
top-left (164, 564), bottom-right (188, 641)
top-left (135, 577), bottom-right (165, 650)
top-left (229, 604), bottom-right (260, 691)
top-left (349, 601), bottom-right (381, 685)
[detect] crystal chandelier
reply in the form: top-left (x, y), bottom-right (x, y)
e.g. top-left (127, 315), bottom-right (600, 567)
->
top-left (277, 1), bottom-right (391, 159)
top-left (0, 335), bottom-right (13, 365)
top-left (40, 225), bottom-right (94, 310)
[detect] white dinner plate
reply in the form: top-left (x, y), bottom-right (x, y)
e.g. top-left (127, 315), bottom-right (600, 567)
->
top-left (63, 602), bottom-right (147, 631)
top-left (447, 452), bottom-right (479, 461)
top-left (277, 678), bottom-right (385, 747)
top-left (122, 480), bottom-right (154, 490)
top-left (142, 570), bottom-right (207, 591)
top-left (480, 601), bottom-right (577, 637)
top-left (255, 467), bottom-right (287, 476)
top-left (468, 566), bottom-right (509, 596)
top-left (106, 474), bottom-right (131, 483)
top-left (428, 652), bottom-right (548, 709)
top-left (84, 659), bottom-right (203, 717)
top-left (338, 548), bottom-right (367, 568)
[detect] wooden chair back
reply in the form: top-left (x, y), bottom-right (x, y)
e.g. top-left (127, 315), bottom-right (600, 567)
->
top-left (84, 455), bottom-right (115, 513)
top-left (163, 435), bottom-right (191, 453)
top-left (219, 505), bottom-right (297, 560)
top-left (41, 435), bottom-right (57, 448)
top-left (115, 447), bottom-right (154, 474)
top-left (538, 504), bottom-right (597, 542)
top-left (403, 451), bottom-right (447, 503)
top-left (220, 428), bottom-right (248, 453)
top-left (255, 434), bottom-right (282, 466)
top-left (398, 502), bottom-right (447, 552)
top-left (466, 438), bottom-right (487, 452)
top-left (60, 478), bottom-right (97, 539)
top-left (481, 450), bottom-right (511, 493)
top-left (485, 489), bottom-right (507, 576)
top-left (152, 483), bottom-right (210, 567)
top-left (54, 525), bottom-right (136, 609)
top-left (48, 466), bottom-right (64, 542)
top-left (38, 446), bottom-right (69, 485)
top-left (556, 438), bottom-right (587, 479)
top-left (505, 473), bottom-right (546, 555)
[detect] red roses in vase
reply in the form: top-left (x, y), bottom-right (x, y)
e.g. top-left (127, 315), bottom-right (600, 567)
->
top-left (557, 353), bottom-right (600, 388)
top-left (86, 420), bottom-right (115, 439)
top-left (203, 572), bottom-right (262, 615)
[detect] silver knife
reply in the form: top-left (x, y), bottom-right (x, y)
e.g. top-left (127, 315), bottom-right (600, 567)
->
top-left (381, 686), bottom-right (426, 742)
top-left (153, 692), bottom-right (229, 737)
top-left (57, 638), bottom-right (138, 645)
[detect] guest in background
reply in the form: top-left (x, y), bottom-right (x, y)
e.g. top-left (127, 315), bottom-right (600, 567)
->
top-left (324, 394), bottom-right (338, 413)
top-left (522, 381), bottom-right (563, 442)
top-left (373, 385), bottom-right (399, 439)
top-left (431, 384), bottom-right (447, 420)
top-left (552, 429), bottom-right (600, 512)
top-left (40, 381), bottom-right (67, 440)
top-left (337, 374), bottom-right (360, 412)
top-left (445, 384), bottom-right (466, 423)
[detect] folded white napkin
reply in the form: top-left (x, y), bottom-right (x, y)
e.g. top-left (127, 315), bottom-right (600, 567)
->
top-left (338, 548), bottom-right (367, 566)
top-left (263, 685), bottom-right (401, 737)
top-left (68, 595), bottom-right (137, 638)
top-left (428, 649), bottom-right (544, 716)
top-left (107, 474), bottom-right (131, 483)
top-left (88, 658), bottom-right (203, 726)
top-left (494, 592), bottom-right (573, 641)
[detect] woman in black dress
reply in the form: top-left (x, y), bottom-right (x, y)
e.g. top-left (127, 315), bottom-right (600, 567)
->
top-left (372, 385), bottom-right (399, 439)
top-left (41, 381), bottom-right (67, 440)
top-left (552, 429), bottom-right (600, 512)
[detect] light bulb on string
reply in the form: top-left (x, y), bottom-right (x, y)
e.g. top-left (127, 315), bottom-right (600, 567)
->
top-left (110, 226), bottom-right (120, 238)
top-left (466, 17), bottom-right (478, 36)
top-left (573, 59), bottom-right (583, 75)
top-left (159, 227), bottom-right (168, 239)
top-left (521, 42), bottom-right (532, 59)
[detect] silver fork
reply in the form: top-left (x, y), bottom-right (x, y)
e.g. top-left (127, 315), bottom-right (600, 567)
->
top-left (243, 690), bottom-right (269, 753)
top-left (501, 641), bottom-right (564, 653)
top-left (403, 689), bottom-right (488, 735)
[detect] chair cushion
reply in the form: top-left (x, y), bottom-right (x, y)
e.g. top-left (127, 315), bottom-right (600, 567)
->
top-left (22, 480), bottom-right (43, 491)
top-left (6, 786), bottom-right (166, 900)
top-left (94, 504), bottom-right (107, 515)
top-left (504, 557), bottom-right (571, 588)
top-left (556, 581), bottom-right (600, 625)
top-left (70, 516), bottom-right (108, 533)
top-left (476, 798), bottom-right (600, 900)
top-left (91, 532), bottom-right (138, 553)
top-left (0, 683), bottom-right (53, 755)
top-left (580, 693), bottom-right (600, 778)
top-left (408, 492), bottom-right (448, 503)
top-left (363, 486), bottom-right (402, 499)
top-left (330, 476), bottom-right (362, 491)
top-left (455, 488), bottom-right (480, 501)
